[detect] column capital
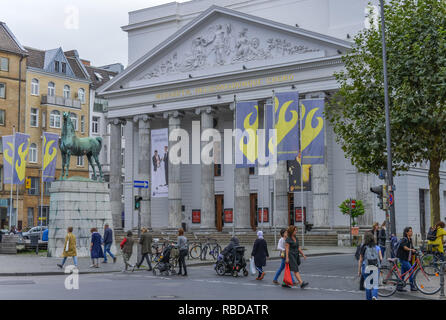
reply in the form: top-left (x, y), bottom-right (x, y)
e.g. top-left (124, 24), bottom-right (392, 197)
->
top-left (132, 114), bottom-right (152, 123)
top-left (195, 106), bottom-right (215, 115)
top-left (107, 118), bottom-right (127, 126)
top-left (163, 110), bottom-right (185, 119)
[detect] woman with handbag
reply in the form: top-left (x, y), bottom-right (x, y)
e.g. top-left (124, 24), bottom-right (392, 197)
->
top-left (273, 229), bottom-right (295, 285)
top-left (57, 227), bottom-right (78, 269)
top-left (284, 225), bottom-right (308, 288)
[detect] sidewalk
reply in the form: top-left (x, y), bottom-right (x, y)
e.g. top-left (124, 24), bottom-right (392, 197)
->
top-left (0, 245), bottom-right (354, 277)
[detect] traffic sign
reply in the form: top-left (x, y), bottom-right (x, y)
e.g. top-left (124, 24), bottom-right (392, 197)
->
top-left (133, 180), bottom-right (149, 189)
top-left (389, 193), bottom-right (394, 206)
top-left (351, 200), bottom-right (356, 209)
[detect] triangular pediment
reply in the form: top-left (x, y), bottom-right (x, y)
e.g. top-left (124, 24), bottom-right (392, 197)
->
top-left (100, 6), bottom-right (352, 93)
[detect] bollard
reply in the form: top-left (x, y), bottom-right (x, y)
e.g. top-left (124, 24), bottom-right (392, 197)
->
top-left (440, 261), bottom-right (445, 299)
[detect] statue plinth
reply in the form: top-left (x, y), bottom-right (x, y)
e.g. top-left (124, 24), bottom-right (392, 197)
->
top-left (47, 180), bottom-right (116, 258)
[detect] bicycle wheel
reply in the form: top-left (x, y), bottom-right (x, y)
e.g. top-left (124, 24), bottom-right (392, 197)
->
top-left (189, 245), bottom-right (202, 260)
top-left (421, 253), bottom-right (435, 269)
top-left (213, 244), bottom-right (222, 260)
top-left (414, 266), bottom-right (441, 295)
top-left (378, 266), bottom-right (398, 297)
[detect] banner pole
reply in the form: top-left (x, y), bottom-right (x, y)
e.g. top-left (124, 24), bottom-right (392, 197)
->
top-left (40, 134), bottom-right (44, 234)
top-left (9, 126), bottom-right (15, 230)
top-left (233, 94), bottom-right (236, 237)
top-left (272, 90), bottom-right (277, 244)
top-left (300, 100), bottom-right (305, 249)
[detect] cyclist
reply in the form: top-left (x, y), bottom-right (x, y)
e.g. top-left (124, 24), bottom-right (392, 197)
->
top-left (427, 221), bottom-right (446, 261)
top-left (397, 227), bottom-right (417, 292)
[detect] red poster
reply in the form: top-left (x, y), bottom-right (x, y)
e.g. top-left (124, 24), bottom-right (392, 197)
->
top-left (192, 210), bottom-right (201, 224)
top-left (295, 207), bottom-right (306, 223)
top-left (224, 209), bottom-right (233, 223)
top-left (257, 208), bottom-right (269, 222)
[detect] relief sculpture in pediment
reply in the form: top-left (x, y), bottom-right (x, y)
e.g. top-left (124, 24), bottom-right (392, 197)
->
top-left (139, 23), bottom-right (320, 80)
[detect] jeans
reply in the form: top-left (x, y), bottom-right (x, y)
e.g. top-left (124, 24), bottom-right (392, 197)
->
top-left (103, 243), bottom-right (115, 262)
top-left (380, 246), bottom-right (386, 259)
top-left (61, 256), bottom-right (78, 267)
top-left (400, 260), bottom-right (414, 287)
top-left (178, 249), bottom-right (188, 274)
top-left (255, 266), bottom-right (264, 278)
top-left (137, 253), bottom-right (152, 269)
top-left (273, 258), bottom-right (296, 283)
top-left (362, 264), bottom-right (378, 300)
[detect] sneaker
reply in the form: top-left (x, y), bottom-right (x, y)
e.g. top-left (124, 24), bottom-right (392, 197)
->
top-left (281, 283), bottom-right (291, 288)
top-left (113, 257), bottom-right (117, 263)
top-left (410, 286), bottom-right (418, 292)
top-left (131, 265), bottom-right (136, 272)
top-left (57, 264), bottom-right (63, 269)
top-left (102, 260), bottom-right (108, 264)
top-left (259, 272), bottom-right (265, 280)
top-left (372, 297), bottom-right (377, 300)
top-left (89, 264), bottom-right (96, 268)
top-left (300, 281), bottom-right (309, 289)
top-left (273, 280), bottom-right (279, 285)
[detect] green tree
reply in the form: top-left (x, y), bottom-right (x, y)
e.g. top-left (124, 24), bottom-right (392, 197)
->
top-left (327, 0), bottom-right (446, 226)
top-left (339, 199), bottom-right (365, 227)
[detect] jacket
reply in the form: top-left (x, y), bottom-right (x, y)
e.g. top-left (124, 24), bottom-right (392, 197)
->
top-left (120, 237), bottom-right (134, 255)
top-left (62, 232), bottom-right (77, 257)
top-left (378, 228), bottom-right (387, 247)
top-left (251, 238), bottom-right (269, 268)
top-left (139, 232), bottom-right (152, 254)
top-left (103, 228), bottom-right (113, 245)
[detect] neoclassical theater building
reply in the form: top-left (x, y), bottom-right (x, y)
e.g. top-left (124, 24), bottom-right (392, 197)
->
top-left (98, 0), bottom-right (446, 236)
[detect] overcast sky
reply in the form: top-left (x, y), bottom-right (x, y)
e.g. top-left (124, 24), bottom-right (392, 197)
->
top-left (0, 0), bottom-right (187, 68)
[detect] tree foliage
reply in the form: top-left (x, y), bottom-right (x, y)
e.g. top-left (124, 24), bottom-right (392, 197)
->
top-left (338, 199), bottom-right (365, 226)
top-left (327, 0), bottom-right (446, 225)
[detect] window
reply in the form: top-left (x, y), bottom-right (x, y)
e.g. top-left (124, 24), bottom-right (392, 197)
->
top-left (77, 156), bottom-right (84, 166)
top-left (48, 82), bottom-right (55, 97)
top-left (70, 113), bottom-right (78, 131)
top-left (44, 181), bottom-right (51, 196)
top-left (94, 72), bottom-right (103, 81)
top-left (38, 206), bottom-right (49, 226)
top-left (63, 85), bottom-right (70, 99)
top-left (0, 110), bottom-right (5, 125)
top-left (214, 164), bottom-right (222, 177)
top-left (55, 61), bottom-right (59, 72)
top-left (31, 79), bottom-right (39, 95)
top-left (0, 57), bottom-right (9, 71)
top-left (92, 116), bottom-right (99, 134)
top-left (28, 177), bottom-right (39, 195)
top-left (0, 83), bottom-right (5, 98)
top-left (121, 148), bottom-right (125, 166)
top-left (30, 108), bottom-right (39, 127)
top-left (249, 167), bottom-right (255, 175)
top-left (78, 88), bottom-right (85, 103)
top-left (29, 143), bottom-right (37, 163)
top-left (50, 110), bottom-right (61, 128)
top-left (27, 208), bottom-right (34, 228)
top-left (62, 62), bottom-right (66, 74)
top-left (81, 115), bottom-right (85, 133)
top-left (94, 98), bottom-right (108, 112)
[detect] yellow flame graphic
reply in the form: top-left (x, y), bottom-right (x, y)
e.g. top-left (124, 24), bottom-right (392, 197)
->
top-left (300, 104), bottom-right (323, 152)
top-left (296, 153), bottom-right (311, 182)
top-left (43, 136), bottom-right (57, 170)
top-left (268, 97), bottom-right (299, 154)
top-left (4, 142), bottom-right (14, 165)
top-left (239, 105), bottom-right (258, 163)
top-left (15, 138), bottom-right (29, 182)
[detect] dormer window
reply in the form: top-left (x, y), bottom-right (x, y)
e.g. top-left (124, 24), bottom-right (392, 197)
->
top-left (55, 61), bottom-right (60, 72)
top-left (62, 62), bottom-right (66, 74)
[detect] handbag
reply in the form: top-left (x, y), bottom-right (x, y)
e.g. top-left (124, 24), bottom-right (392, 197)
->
top-left (250, 257), bottom-right (256, 275)
top-left (283, 263), bottom-right (293, 286)
top-left (280, 251), bottom-right (285, 259)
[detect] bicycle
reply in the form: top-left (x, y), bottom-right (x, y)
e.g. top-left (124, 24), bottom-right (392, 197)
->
top-left (420, 244), bottom-right (444, 270)
top-left (189, 238), bottom-right (222, 261)
top-left (378, 250), bottom-right (442, 297)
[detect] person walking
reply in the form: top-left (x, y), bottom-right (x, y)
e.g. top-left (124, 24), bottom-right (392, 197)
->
top-left (273, 229), bottom-right (296, 285)
top-left (251, 230), bottom-right (269, 280)
top-left (371, 222), bottom-right (380, 245)
top-left (120, 230), bottom-right (135, 272)
top-left (135, 227), bottom-right (153, 271)
top-left (177, 228), bottom-right (188, 276)
top-left (90, 228), bottom-right (103, 268)
top-left (57, 227), bottom-right (78, 269)
top-left (427, 221), bottom-right (446, 261)
top-left (102, 224), bottom-right (116, 264)
top-left (378, 221), bottom-right (387, 258)
top-left (284, 225), bottom-right (308, 288)
top-left (397, 227), bottom-right (417, 292)
top-left (358, 232), bottom-right (382, 300)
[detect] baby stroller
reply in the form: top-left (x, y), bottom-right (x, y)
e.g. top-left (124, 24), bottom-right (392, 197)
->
top-left (215, 246), bottom-right (248, 277)
top-left (153, 244), bottom-right (179, 276)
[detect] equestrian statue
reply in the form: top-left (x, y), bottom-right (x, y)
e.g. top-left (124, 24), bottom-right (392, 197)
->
top-left (59, 112), bottom-right (103, 181)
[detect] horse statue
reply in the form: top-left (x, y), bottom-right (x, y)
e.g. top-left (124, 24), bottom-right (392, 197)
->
top-left (60, 112), bottom-right (103, 181)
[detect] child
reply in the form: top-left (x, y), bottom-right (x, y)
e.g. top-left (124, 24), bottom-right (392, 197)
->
top-left (120, 230), bottom-right (134, 272)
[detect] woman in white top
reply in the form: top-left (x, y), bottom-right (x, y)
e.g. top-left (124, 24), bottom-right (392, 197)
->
top-left (272, 229), bottom-right (296, 285)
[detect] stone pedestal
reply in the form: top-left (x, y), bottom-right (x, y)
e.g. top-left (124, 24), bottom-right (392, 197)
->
top-left (47, 180), bottom-right (117, 258)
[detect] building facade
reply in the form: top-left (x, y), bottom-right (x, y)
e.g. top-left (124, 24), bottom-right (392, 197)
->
top-left (99, 0), bottom-right (446, 236)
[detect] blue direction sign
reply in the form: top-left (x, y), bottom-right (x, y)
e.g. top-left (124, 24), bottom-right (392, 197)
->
top-left (134, 180), bottom-right (149, 189)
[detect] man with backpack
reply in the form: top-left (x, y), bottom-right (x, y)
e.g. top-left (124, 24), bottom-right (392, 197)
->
top-left (358, 232), bottom-right (382, 300)
top-left (396, 227), bottom-right (417, 292)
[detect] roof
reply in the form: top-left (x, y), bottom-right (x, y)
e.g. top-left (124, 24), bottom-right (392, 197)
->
top-left (0, 22), bottom-right (27, 55)
top-left (85, 65), bottom-right (117, 90)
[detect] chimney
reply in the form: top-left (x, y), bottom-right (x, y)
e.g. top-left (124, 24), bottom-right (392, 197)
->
top-left (81, 59), bottom-right (90, 66)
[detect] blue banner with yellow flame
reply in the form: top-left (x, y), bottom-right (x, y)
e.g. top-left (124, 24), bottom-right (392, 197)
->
top-left (268, 92), bottom-right (300, 161)
top-left (2, 135), bottom-right (14, 184)
top-left (235, 101), bottom-right (258, 168)
top-left (300, 99), bottom-right (324, 164)
top-left (42, 132), bottom-right (59, 182)
top-left (12, 133), bottom-right (30, 185)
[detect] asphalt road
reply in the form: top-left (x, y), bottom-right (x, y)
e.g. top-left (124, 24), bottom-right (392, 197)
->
top-left (0, 254), bottom-right (411, 300)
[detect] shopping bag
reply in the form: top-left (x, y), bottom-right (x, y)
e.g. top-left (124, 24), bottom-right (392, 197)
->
top-left (283, 263), bottom-right (293, 286)
top-left (250, 257), bottom-right (256, 275)
top-left (65, 240), bottom-right (70, 252)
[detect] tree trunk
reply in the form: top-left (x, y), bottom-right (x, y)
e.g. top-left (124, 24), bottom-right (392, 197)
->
top-left (428, 158), bottom-right (441, 226)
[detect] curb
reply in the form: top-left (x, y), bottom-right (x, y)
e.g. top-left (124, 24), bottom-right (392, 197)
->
top-left (0, 252), bottom-right (353, 277)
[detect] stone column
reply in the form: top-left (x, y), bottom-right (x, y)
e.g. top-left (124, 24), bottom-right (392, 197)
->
top-left (274, 161), bottom-right (289, 228)
top-left (356, 172), bottom-right (374, 227)
top-left (134, 114), bottom-right (152, 229)
top-left (109, 118), bottom-right (125, 229)
top-left (312, 164), bottom-right (330, 227)
top-left (164, 111), bottom-right (183, 229)
top-left (196, 107), bottom-right (216, 231)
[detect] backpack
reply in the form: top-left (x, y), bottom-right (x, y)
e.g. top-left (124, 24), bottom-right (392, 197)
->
top-left (427, 227), bottom-right (437, 241)
top-left (393, 238), bottom-right (405, 258)
top-left (364, 246), bottom-right (380, 267)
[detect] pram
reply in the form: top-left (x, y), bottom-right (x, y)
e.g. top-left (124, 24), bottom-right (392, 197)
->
top-left (152, 244), bottom-right (179, 276)
top-left (215, 246), bottom-right (248, 277)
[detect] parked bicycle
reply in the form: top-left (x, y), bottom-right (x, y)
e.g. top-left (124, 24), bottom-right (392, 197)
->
top-left (420, 244), bottom-right (444, 270)
top-left (378, 250), bottom-right (441, 297)
top-left (189, 238), bottom-right (222, 260)
top-left (151, 238), bottom-right (171, 262)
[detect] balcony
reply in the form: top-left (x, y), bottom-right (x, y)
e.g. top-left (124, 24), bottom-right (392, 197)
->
top-left (41, 95), bottom-right (81, 109)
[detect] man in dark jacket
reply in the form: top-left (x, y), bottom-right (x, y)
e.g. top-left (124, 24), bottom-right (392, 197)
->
top-left (102, 224), bottom-right (116, 263)
top-left (135, 227), bottom-right (152, 271)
